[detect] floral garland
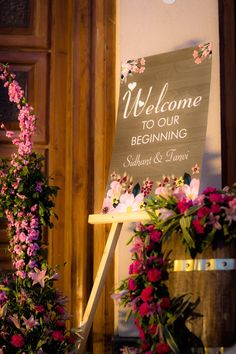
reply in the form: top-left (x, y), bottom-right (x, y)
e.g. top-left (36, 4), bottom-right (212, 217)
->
top-left (0, 64), bottom-right (76, 353)
top-left (107, 171), bottom-right (236, 354)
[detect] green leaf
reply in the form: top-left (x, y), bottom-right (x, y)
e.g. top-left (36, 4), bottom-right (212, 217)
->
top-left (162, 324), bottom-right (180, 354)
top-left (125, 308), bottom-right (132, 322)
top-left (132, 183), bottom-right (140, 197)
top-left (179, 216), bottom-right (195, 250)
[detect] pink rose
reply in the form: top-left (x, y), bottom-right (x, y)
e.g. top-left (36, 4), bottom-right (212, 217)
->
top-left (148, 323), bottom-right (158, 335)
top-left (141, 286), bottom-right (153, 302)
top-left (160, 297), bottom-right (171, 309)
top-left (197, 206), bottom-right (210, 218)
top-left (139, 302), bottom-right (149, 317)
top-left (211, 203), bottom-right (221, 214)
top-left (147, 268), bottom-right (161, 282)
top-left (11, 334), bottom-right (25, 348)
top-left (209, 193), bottom-right (223, 203)
top-left (52, 330), bottom-right (64, 342)
top-left (150, 230), bottom-right (161, 242)
top-left (156, 342), bottom-right (171, 353)
top-left (128, 278), bottom-right (137, 291)
top-left (34, 305), bottom-right (45, 313)
top-left (129, 260), bottom-right (141, 274)
top-left (192, 219), bottom-right (205, 234)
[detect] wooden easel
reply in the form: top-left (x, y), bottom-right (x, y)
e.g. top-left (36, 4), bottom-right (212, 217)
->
top-left (77, 211), bottom-right (151, 353)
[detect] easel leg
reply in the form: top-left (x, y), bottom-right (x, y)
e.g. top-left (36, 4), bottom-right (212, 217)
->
top-left (77, 222), bottom-right (123, 353)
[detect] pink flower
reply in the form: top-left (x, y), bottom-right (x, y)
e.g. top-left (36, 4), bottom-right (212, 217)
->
top-left (115, 192), bottom-right (144, 213)
top-left (27, 243), bottom-right (40, 256)
top-left (202, 186), bottom-right (216, 195)
top-left (0, 291), bottom-right (7, 304)
top-left (107, 180), bottom-right (122, 200)
top-left (224, 199), bottom-right (236, 225)
top-left (111, 289), bottom-right (129, 302)
top-left (52, 330), bottom-right (64, 342)
top-left (141, 286), bottom-right (153, 302)
top-left (55, 305), bottom-right (65, 315)
top-left (128, 278), bottom-right (137, 291)
top-left (8, 80), bottom-right (24, 103)
top-left (197, 206), bottom-right (210, 218)
top-left (148, 323), bottom-right (158, 335)
top-left (10, 334), bottom-right (25, 348)
top-left (192, 219), bottom-right (205, 234)
top-left (129, 260), bottom-right (142, 274)
top-left (6, 130), bottom-right (14, 138)
top-left (184, 178), bottom-right (200, 200)
top-left (29, 268), bottom-right (47, 287)
top-left (139, 302), bottom-right (149, 316)
top-left (34, 305), bottom-right (45, 313)
top-left (155, 186), bottom-right (168, 198)
top-left (158, 208), bottom-right (175, 220)
top-left (177, 198), bottom-right (193, 214)
top-left (147, 268), bottom-right (161, 282)
top-left (150, 229), bottom-right (161, 242)
top-left (129, 237), bottom-right (144, 257)
top-left (156, 342), bottom-right (171, 353)
top-left (207, 213), bottom-right (222, 230)
top-left (211, 203), bottom-right (221, 214)
top-left (22, 314), bottom-right (39, 329)
top-left (101, 197), bottom-right (115, 214)
top-left (209, 193), bottom-right (223, 203)
top-left (160, 297), bottom-right (171, 309)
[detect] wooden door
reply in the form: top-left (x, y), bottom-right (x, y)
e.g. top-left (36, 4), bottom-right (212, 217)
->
top-left (0, 1), bottom-right (116, 353)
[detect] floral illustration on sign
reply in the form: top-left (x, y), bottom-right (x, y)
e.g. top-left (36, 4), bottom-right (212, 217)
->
top-left (0, 64), bottom-right (77, 353)
top-left (193, 42), bottom-right (212, 64)
top-left (121, 57), bottom-right (146, 83)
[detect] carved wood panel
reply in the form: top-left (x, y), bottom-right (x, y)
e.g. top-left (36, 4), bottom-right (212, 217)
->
top-left (0, 0), bottom-right (48, 48)
top-left (0, 51), bottom-right (48, 144)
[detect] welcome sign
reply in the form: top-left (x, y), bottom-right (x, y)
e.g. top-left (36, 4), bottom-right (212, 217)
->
top-left (108, 45), bottom-right (212, 186)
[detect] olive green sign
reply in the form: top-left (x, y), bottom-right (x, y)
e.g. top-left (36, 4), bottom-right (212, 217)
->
top-left (109, 45), bottom-right (212, 185)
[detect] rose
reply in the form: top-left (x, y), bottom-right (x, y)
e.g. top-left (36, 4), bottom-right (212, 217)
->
top-left (149, 229), bottom-right (162, 242)
top-left (160, 297), bottom-right (171, 309)
top-left (156, 342), bottom-right (171, 353)
top-left (192, 218), bottom-right (204, 234)
top-left (139, 302), bottom-right (149, 317)
top-left (148, 323), bottom-right (158, 335)
top-left (52, 330), bottom-right (64, 342)
top-left (11, 334), bottom-right (25, 348)
top-left (141, 286), bottom-right (153, 302)
top-left (147, 268), bottom-right (161, 282)
top-left (128, 277), bottom-right (137, 291)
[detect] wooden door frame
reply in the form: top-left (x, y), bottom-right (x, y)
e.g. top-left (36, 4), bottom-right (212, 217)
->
top-left (219, 0), bottom-right (236, 186)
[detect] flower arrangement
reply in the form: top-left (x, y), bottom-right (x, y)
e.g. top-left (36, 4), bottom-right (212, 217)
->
top-left (120, 57), bottom-right (146, 83)
top-left (0, 64), bottom-right (76, 353)
top-left (109, 170), bottom-right (236, 353)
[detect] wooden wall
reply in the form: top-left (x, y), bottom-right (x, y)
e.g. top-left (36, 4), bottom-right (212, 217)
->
top-left (49, 1), bottom-right (116, 353)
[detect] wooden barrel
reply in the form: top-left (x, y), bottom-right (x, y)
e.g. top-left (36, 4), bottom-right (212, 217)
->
top-left (164, 236), bottom-right (236, 348)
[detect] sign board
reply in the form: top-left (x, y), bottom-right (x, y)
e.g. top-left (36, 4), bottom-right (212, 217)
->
top-left (108, 45), bottom-right (212, 187)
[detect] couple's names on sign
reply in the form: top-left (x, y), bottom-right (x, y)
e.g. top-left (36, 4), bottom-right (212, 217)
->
top-left (108, 46), bottom-right (212, 185)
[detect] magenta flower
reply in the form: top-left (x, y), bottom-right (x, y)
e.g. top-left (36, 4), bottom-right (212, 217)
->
top-left (10, 334), bottom-right (25, 348)
top-left (128, 278), bottom-right (137, 291)
top-left (147, 268), bottom-right (161, 283)
top-left (141, 286), bottom-right (153, 302)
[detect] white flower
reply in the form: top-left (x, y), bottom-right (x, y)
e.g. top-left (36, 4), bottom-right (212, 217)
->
top-left (115, 192), bottom-right (144, 213)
